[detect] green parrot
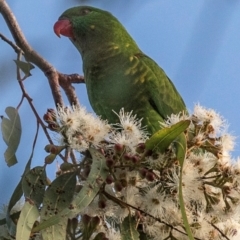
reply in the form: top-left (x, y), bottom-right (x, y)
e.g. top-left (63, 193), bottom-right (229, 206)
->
top-left (53, 6), bottom-right (187, 135)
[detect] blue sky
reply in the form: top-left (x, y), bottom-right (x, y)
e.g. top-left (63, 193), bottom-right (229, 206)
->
top-left (1, 0), bottom-right (240, 205)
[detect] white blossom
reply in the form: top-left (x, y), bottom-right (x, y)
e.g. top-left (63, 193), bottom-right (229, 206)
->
top-left (106, 227), bottom-right (121, 240)
top-left (192, 104), bottom-right (227, 137)
top-left (55, 105), bottom-right (110, 151)
top-left (161, 111), bottom-right (189, 127)
top-left (110, 108), bottom-right (148, 152)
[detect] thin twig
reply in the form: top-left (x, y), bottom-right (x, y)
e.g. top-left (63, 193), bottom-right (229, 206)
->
top-left (58, 73), bottom-right (82, 107)
top-left (208, 221), bottom-right (230, 240)
top-left (70, 150), bottom-right (78, 165)
top-left (0, 32), bottom-right (23, 53)
top-left (16, 53), bottom-right (54, 145)
top-left (58, 73), bottom-right (85, 84)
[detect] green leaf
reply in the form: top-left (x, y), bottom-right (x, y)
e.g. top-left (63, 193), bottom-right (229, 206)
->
top-left (1, 107), bottom-right (22, 166)
top-left (40, 172), bottom-right (76, 240)
top-left (6, 156), bottom-right (32, 236)
top-left (16, 201), bottom-right (39, 240)
top-left (70, 148), bottom-right (108, 213)
top-left (33, 147), bottom-right (108, 232)
top-left (6, 123), bottom-right (37, 236)
top-left (14, 60), bottom-right (35, 77)
top-left (174, 133), bottom-right (187, 165)
top-left (145, 120), bottom-right (190, 152)
top-left (120, 215), bottom-right (139, 240)
top-left (177, 134), bottom-right (194, 240)
top-left (22, 166), bottom-right (47, 207)
top-left (4, 148), bottom-right (18, 166)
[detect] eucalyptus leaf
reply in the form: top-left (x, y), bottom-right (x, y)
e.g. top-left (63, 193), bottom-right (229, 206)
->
top-left (1, 107), bottom-right (22, 166)
top-left (174, 133), bottom-right (187, 165)
top-left (14, 59), bottom-right (35, 77)
top-left (120, 215), bottom-right (139, 240)
top-left (40, 172), bottom-right (76, 240)
top-left (177, 134), bottom-right (194, 240)
top-left (6, 156), bottom-right (32, 236)
top-left (4, 148), bottom-right (18, 167)
top-left (145, 120), bottom-right (190, 152)
top-left (22, 166), bottom-right (47, 207)
top-left (33, 147), bottom-right (108, 232)
top-left (16, 201), bottom-right (39, 240)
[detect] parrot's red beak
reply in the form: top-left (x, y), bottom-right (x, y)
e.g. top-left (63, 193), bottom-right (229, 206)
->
top-left (53, 19), bottom-right (74, 38)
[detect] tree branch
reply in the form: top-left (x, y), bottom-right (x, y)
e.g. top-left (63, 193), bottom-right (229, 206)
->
top-left (59, 73), bottom-right (85, 107)
top-left (0, 0), bottom-right (50, 70)
top-left (0, 0), bottom-right (84, 107)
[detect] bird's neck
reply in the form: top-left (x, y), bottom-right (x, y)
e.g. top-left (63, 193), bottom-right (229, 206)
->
top-left (82, 41), bottom-right (140, 65)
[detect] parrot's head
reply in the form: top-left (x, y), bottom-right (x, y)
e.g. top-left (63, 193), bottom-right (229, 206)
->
top-left (54, 6), bottom-right (134, 56)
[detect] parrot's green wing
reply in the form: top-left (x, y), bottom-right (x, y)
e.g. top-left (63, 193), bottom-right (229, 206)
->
top-left (135, 54), bottom-right (187, 158)
top-left (138, 53), bottom-right (186, 119)
top-left (124, 52), bottom-right (186, 134)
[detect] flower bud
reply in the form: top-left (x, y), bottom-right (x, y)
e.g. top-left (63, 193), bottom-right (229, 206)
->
top-left (48, 123), bottom-right (60, 131)
top-left (43, 113), bottom-right (52, 123)
top-left (44, 144), bottom-right (54, 153)
top-left (91, 216), bottom-right (100, 228)
top-left (44, 144), bottom-right (64, 154)
top-left (123, 153), bottom-right (132, 161)
top-left (60, 162), bottom-right (74, 171)
top-left (82, 214), bottom-right (91, 226)
top-left (98, 199), bottom-right (107, 209)
top-left (139, 168), bottom-right (148, 178)
top-left (136, 143), bottom-right (145, 153)
top-left (114, 143), bottom-right (124, 154)
top-left (45, 154), bottom-right (56, 164)
top-left (146, 171), bottom-right (155, 182)
top-left (105, 174), bottom-right (114, 184)
top-left (106, 158), bottom-right (115, 168)
top-left (131, 155), bottom-right (140, 164)
top-left (43, 109), bottom-right (56, 123)
top-left (47, 108), bottom-right (56, 118)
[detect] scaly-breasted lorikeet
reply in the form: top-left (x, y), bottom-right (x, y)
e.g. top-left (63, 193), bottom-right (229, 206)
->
top-left (53, 6), bottom-right (187, 135)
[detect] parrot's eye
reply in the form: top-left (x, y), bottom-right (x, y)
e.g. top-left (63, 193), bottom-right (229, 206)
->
top-left (79, 8), bottom-right (91, 16)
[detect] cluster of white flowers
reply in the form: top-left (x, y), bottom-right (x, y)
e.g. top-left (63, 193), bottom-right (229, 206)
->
top-left (55, 105), bottom-right (110, 151)
top-left (55, 106), bottom-right (148, 154)
top-left (110, 108), bottom-right (148, 152)
top-left (54, 104), bottom-right (239, 240)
